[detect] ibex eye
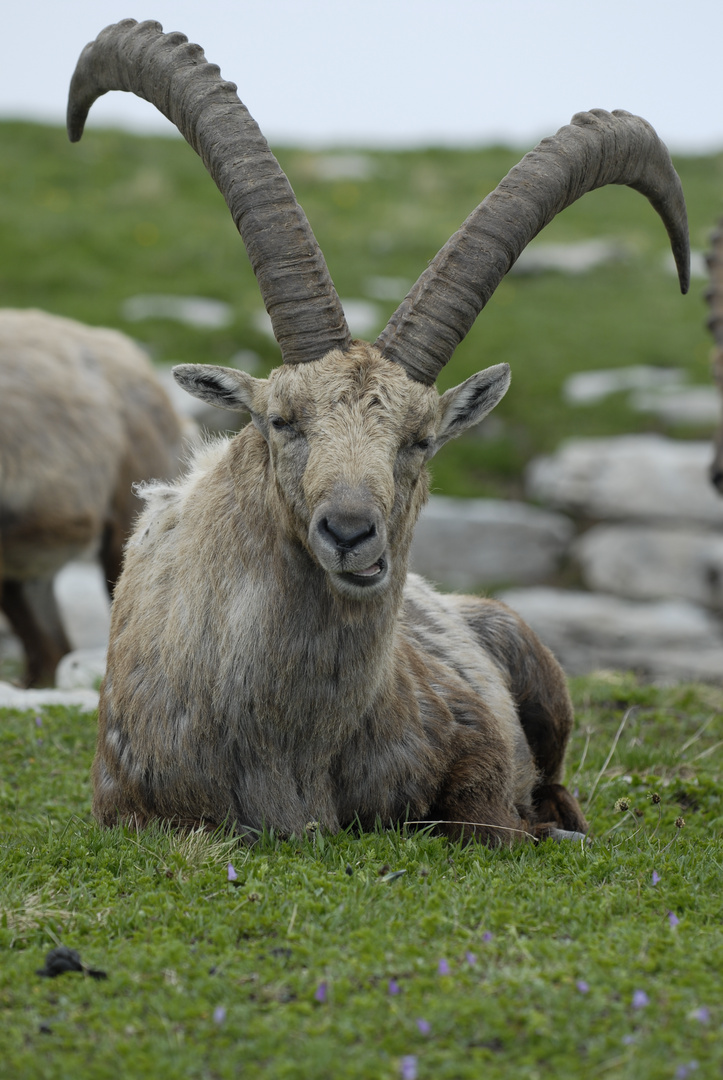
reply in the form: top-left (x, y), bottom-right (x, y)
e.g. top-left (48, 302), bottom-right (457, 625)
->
top-left (270, 416), bottom-right (290, 431)
top-left (414, 437), bottom-right (432, 451)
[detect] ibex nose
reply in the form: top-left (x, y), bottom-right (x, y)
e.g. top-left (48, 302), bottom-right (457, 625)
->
top-left (318, 513), bottom-right (376, 553)
top-left (309, 492), bottom-right (389, 584)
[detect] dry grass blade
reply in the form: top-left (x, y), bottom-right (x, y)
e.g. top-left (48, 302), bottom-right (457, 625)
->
top-left (1, 890), bottom-right (73, 938)
top-left (124, 822), bottom-right (248, 872)
top-left (166, 826), bottom-right (247, 871)
top-left (687, 739), bottom-right (723, 765)
top-left (403, 820), bottom-right (538, 842)
top-left (571, 726), bottom-right (593, 789)
top-left (584, 707), bottom-right (635, 812)
top-left (677, 714), bottom-right (716, 758)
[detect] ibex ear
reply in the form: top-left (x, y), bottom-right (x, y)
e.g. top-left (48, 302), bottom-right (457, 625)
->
top-left (172, 364), bottom-right (265, 414)
top-left (435, 363), bottom-right (510, 447)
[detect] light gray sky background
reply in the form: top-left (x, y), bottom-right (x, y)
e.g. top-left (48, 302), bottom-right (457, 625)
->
top-left (2, 1), bottom-right (720, 152)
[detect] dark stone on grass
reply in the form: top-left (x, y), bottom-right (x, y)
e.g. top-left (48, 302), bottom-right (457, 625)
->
top-left (37, 945), bottom-right (107, 980)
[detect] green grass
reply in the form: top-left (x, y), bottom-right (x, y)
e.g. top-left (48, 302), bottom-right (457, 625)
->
top-left (1, 675), bottom-right (722, 1078)
top-left (1, 121), bottom-right (721, 497)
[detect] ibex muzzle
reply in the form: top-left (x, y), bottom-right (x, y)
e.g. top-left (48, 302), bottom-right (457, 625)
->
top-left (311, 495), bottom-right (388, 591)
top-left (67, 20), bottom-right (689, 843)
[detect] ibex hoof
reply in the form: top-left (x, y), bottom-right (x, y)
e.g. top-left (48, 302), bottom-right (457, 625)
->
top-left (547, 828), bottom-right (589, 844)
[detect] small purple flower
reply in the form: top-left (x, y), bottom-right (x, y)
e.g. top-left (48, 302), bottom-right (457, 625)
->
top-left (632, 989), bottom-right (649, 1009)
top-left (576, 980), bottom-right (590, 994)
top-left (437, 958), bottom-right (450, 976)
top-left (465, 951), bottom-right (477, 966)
top-left (400, 1056), bottom-right (418, 1080)
top-left (482, 931), bottom-right (493, 942)
top-left (676, 1064), bottom-right (699, 1079)
top-left (35, 715), bottom-right (42, 728)
top-left (416, 1019), bottom-right (431, 1036)
top-left (622, 1034), bottom-right (636, 1046)
top-left (689, 1007), bottom-right (709, 1024)
top-left (213, 1005), bottom-right (226, 1024)
top-left (668, 911), bottom-right (680, 928)
top-left (388, 979), bottom-right (400, 995)
top-left (314, 981), bottom-right (328, 1003)
top-left (652, 870), bottom-right (661, 886)
top-left (227, 862), bottom-right (237, 882)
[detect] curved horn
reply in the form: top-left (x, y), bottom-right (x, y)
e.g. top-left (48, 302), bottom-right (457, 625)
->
top-left (67, 19), bottom-right (352, 366)
top-left (376, 109), bottom-right (690, 385)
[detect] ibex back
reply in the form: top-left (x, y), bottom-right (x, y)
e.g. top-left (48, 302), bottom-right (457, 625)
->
top-left (68, 20), bottom-right (690, 844)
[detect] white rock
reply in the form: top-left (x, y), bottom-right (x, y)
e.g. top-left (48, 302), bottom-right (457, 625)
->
top-left (563, 366), bottom-right (684, 406)
top-left (499, 587), bottom-right (718, 644)
top-left (497, 587), bottom-right (723, 683)
top-left (53, 561), bottom-right (110, 650)
top-left (574, 524), bottom-right (723, 607)
top-left (630, 385), bottom-right (721, 426)
top-left (253, 298), bottom-right (380, 340)
top-left (410, 496), bottom-right (574, 589)
top-left (364, 276), bottom-right (412, 301)
top-left (0, 680), bottom-right (99, 711)
top-left (663, 250), bottom-right (708, 280)
top-left (121, 294), bottom-right (234, 329)
top-left (527, 435), bottom-right (723, 525)
top-left (305, 153), bottom-right (375, 181)
top-left (55, 647), bottom-right (107, 690)
top-left (511, 239), bottom-right (628, 276)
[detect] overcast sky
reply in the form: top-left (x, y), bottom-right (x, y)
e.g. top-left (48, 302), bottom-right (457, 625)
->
top-left (2, 0), bottom-right (721, 152)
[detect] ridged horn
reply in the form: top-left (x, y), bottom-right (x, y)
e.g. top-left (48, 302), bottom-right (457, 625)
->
top-left (705, 220), bottom-right (723, 493)
top-left (67, 19), bottom-right (352, 366)
top-left (706, 220), bottom-right (723, 346)
top-left (376, 109), bottom-right (690, 385)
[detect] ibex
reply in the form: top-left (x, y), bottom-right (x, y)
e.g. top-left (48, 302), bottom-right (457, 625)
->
top-left (705, 222), bottom-right (723, 493)
top-left (0, 308), bottom-right (187, 686)
top-left (68, 20), bottom-right (689, 843)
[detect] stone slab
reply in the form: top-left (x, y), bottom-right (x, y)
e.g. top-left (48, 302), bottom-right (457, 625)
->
top-left (56, 647), bottom-right (107, 691)
top-left (410, 496), bottom-right (574, 589)
top-left (53, 560), bottom-right (110, 651)
top-left (574, 524), bottom-right (723, 608)
top-left (497, 587), bottom-right (723, 684)
top-left (0, 681), bottom-right (99, 712)
top-left (527, 435), bottom-right (723, 525)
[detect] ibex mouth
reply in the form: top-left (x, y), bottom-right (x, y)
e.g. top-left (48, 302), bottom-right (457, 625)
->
top-left (351, 562), bottom-right (382, 578)
top-left (337, 556), bottom-right (388, 592)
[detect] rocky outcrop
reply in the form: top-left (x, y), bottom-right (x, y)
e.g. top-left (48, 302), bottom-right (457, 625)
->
top-left (498, 587), bottom-right (723, 684)
top-left (410, 497), bottom-right (574, 589)
top-left (574, 524), bottom-right (723, 609)
top-left (527, 435), bottom-right (723, 525)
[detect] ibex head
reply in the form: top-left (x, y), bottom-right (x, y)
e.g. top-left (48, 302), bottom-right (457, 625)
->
top-left (67, 20), bottom-right (690, 595)
top-left (174, 345), bottom-right (509, 598)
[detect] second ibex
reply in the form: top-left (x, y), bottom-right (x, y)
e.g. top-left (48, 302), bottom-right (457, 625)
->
top-left (68, 20), bottom-right (690, 843)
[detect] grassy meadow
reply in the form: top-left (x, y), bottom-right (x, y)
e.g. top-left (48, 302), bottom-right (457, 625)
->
top-left (1, 122), bottom-right (723, 1077)
top-left (1, 676), bottom-right (722, 1079)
